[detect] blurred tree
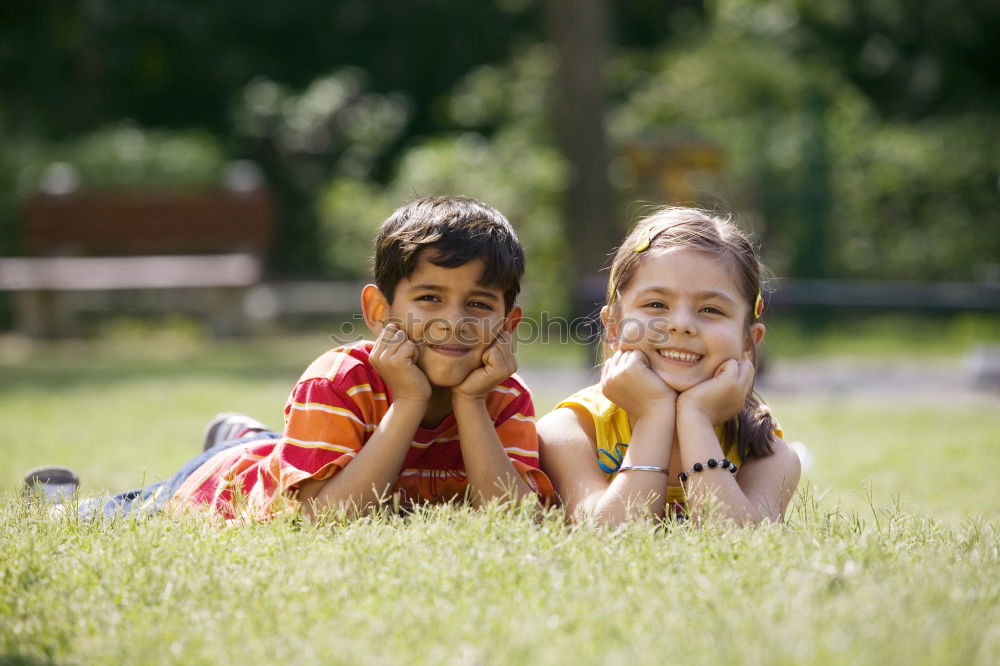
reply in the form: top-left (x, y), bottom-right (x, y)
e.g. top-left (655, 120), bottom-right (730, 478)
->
top-left (2, 0), bottom-right (997, 299)
top-left (0, 0), bottom-right (539, 139)
top-left (318, 46), bottom-right (568, 314)
top-left (772, 0), bottom-right (1000, 120)
top-left (610, 0), bottom-right (1000, 282)
top-left (0, 0), bottom-right (541, 274)
top-left (543, 0), bottom-right (616, 293)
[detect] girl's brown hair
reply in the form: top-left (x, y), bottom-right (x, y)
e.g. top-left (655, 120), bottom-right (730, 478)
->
top-left (605, 207), bottom-right (776, 461)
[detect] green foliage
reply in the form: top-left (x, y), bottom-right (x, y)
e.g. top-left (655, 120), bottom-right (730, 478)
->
top-left (12, 122), bottom-right (226, 193)
top-left (318, 132), bottom-right (568, 313)
top-left (608, 5), bottom-right (1000, 281)
top-left (2, 0), bottom-right (999, 298)
top-left (317, 48), bottom-right (570, 313)
top-left (231, 68), bottom-right (412, 187)
top-left (832, 113), bottom-right (1000, 280)
top-left (759, 0), bottom-right (1000, 119)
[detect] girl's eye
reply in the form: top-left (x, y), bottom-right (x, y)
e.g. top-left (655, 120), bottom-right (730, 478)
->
top-left (643, 301), bottom-right (666, 309)
top-left (700, 306), bottom-right (724, 315)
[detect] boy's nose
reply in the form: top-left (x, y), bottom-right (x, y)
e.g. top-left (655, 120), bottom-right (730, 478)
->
top-left (426, 309), bottom-right (471, 338)
top-left (426, 315), bottom-right (453, 340)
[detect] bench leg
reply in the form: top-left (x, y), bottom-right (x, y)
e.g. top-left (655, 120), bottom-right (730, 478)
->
top-left (14, 291), bottom-right (80, 338)
top-left (205, 287), bottom-right (249, 337)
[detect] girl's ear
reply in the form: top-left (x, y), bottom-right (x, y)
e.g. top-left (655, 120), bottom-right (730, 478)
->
top-left (361, 284), bottom-right (390, 335)
top-left (600, 306), bottom-right (618, 345)
top-left (744, 322), bottom-right (766, 359)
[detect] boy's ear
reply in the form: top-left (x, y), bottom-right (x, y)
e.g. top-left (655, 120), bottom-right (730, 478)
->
top-left (502, 305), bottom-right (523, 334)
top-left (744, 322), bottom-right (766, 359)
top-left (361, 284), bottom-right (390, 335)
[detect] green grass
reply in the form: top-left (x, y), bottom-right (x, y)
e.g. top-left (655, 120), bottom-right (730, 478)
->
top-left (2, 500), bottom-right (998, 665)
top-left (761, 312), bottom-right (1000, 358)
top-left (0, 323), bottom-right (588, 494)
top-left (2, 318), bottom-right (999, 664)
top-left (770, 395), bottom-right (999, 523)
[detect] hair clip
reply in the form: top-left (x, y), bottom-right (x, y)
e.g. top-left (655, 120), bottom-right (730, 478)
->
top-left (633, 228), bottom-right (652, 253)
top-left (754, 291), bottom-right (765, 319)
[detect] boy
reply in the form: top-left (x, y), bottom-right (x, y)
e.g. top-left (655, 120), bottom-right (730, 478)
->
top-left (25, 195), bottom-right (553, 521)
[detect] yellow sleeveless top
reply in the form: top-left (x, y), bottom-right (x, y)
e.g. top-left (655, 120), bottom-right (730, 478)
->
top-left (555, 384), bottom-right (762, 507)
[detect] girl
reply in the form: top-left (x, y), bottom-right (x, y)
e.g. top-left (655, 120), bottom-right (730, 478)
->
top-left (537, 208), bottom-right (800, 526)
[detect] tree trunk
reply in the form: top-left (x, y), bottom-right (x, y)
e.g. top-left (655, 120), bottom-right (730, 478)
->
top-left (544, 0), bottom-right (617, 315)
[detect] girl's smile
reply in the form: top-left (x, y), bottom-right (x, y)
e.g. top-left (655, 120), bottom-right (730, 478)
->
top-left (656, 348), bottom-right (702, 363)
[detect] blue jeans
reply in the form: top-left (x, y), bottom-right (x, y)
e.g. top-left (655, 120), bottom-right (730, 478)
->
top-left (79, 431), bottom-right (280, 520)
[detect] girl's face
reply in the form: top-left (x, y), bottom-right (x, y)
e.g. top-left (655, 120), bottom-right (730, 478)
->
top-left (604, 248), bottom-right (764, 393)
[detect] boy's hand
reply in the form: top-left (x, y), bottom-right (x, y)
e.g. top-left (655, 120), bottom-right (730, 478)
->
top-left (676, 359), bottom-right (754, 425)
top-left (453, 332), bottom-right (517, 402)
top-left (601, 349), bottom-right (677, 420)
top-left (371, 323), bottom-right (431, 403)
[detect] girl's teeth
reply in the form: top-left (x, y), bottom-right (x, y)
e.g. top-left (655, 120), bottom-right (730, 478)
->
top-left (659, 350), bottom-right (700, 362)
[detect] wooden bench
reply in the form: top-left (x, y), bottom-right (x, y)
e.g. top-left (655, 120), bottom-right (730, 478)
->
top-left (0, 189), bottom-right (275, 337)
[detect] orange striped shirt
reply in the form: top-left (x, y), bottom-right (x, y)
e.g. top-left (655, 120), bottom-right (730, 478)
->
top-left (170, 341), bottom-right (552, 520)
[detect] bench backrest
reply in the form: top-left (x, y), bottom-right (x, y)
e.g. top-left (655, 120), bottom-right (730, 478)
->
top-left (20, 190), bottom-right (276, 257)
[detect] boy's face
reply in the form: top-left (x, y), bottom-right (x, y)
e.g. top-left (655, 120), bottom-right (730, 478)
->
top-left (365, 252), bottom-right (520, 388)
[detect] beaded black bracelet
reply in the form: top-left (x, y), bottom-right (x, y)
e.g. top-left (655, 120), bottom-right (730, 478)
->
top-left (678, 458), bottom-right (737, 483)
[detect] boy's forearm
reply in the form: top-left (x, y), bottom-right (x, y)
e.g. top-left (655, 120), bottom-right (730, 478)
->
top-left (452, 396), bottom-right (533, 506)
top-left (300, 399), bottom-right (425, 520)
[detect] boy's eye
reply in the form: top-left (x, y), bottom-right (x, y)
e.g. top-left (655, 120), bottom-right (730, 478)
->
top-left (416, 294), bottom-right (441, 302)
top-left (469, 300), bottom-right (494, 311)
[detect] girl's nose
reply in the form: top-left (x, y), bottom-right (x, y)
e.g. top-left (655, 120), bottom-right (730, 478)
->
top-left (668, 309), bottom-right (697, 335)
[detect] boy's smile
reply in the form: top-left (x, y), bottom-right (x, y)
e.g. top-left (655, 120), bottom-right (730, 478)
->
top-left (375, 253), bottom-right (515, 390)
top-left (608, 248), bottom-right (763, 393)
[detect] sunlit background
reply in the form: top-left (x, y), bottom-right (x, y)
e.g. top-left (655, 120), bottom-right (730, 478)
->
top-left (1, 0), bottom-right (998, 518)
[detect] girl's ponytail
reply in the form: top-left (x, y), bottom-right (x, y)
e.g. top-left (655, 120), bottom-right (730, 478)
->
top-left (723, 393), bottom-right (778, 461)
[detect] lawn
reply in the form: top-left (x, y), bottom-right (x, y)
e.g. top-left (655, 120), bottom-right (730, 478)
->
top-left (2, 316), bottom-right (998, 665)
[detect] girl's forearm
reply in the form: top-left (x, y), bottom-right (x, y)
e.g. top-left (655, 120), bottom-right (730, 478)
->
top-left (674, 408), bottom-right (765, 525)
top-left (588, 411), bottom-right (674, 526)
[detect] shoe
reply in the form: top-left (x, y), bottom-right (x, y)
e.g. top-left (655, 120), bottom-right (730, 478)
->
top-left (23, 465), bottom-right (79, 505)
top-left (202, 412), bottom-right (270, 451)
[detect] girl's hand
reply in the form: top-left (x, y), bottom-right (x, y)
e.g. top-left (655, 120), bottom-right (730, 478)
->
top-left (676, 358), bottom-right (754, 425)
top-left (601, 349), bottom-right (677, 420)
top-left (370, 323), bottom-right (431, 404)
top-left (453, 331), bottom-right (517, 402)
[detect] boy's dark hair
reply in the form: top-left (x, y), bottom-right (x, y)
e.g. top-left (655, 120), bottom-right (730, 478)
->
top-left (372, 195), bottom-right (525, 312)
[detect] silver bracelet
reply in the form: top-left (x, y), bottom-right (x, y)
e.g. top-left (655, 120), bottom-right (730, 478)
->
top-left (618, 465), bottom-right (669, 474)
